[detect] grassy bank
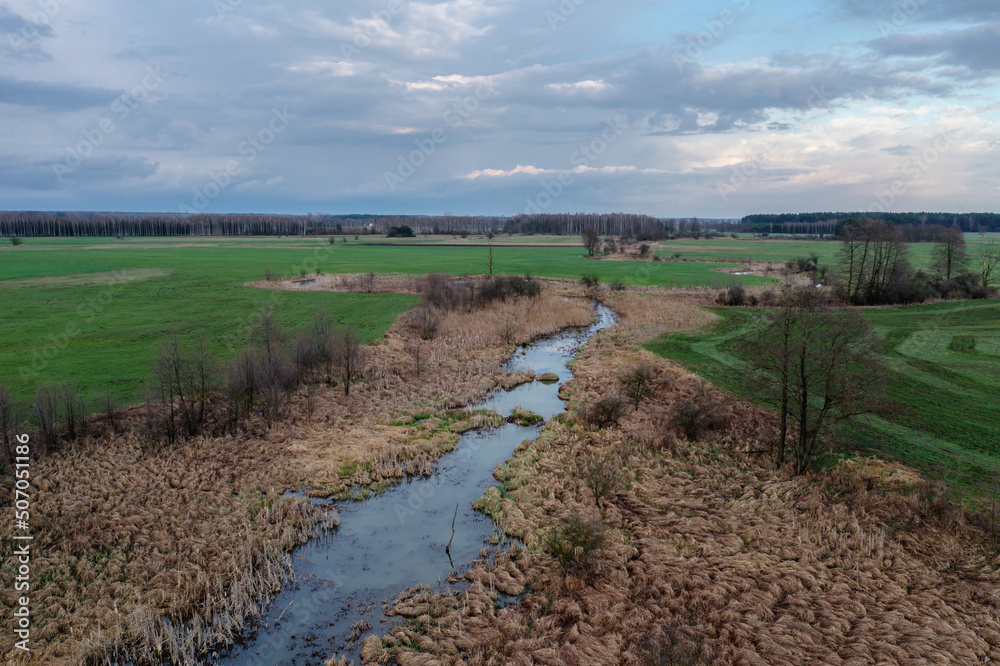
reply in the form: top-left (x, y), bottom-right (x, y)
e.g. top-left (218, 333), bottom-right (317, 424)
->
top-left (644, 298), bottom-right (1000, 498)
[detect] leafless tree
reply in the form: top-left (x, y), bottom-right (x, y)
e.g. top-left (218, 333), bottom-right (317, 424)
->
top-left (931, 228), bottom-right (968, 281)
top-left (742, 291), bottom-right (887, 473)
top-left (32, 383), bottom-right (60, 453)
top-left (619, 364), bottom-right (656, 410)
top-left (361, 271), bottom-right (376, 293)
top-left (60, 382), bottom-right (86, 441)
top-left (582, 226), bottom-right (601, 257)
top-left (250, 308), bottom-right (286, 357)
top-left (335, 326), bottom-right (364, 396)
top-left (978, 241), bottom-right (1000, 289)
top-left (0, 384), bottom-right (19, 471)
top-left (99, 390), bottom-right (121, 435)
top-left (836, 218), bottom-right (912, 305)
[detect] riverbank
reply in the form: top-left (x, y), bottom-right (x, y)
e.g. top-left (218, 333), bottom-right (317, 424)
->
top-left (0, 282), bottom-right (593, 664)
top-left (360, 289), bottom-right (1000, 664)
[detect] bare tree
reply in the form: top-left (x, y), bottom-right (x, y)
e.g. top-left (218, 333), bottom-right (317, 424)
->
top-left (361, 271), bottom-right (376, 293)
top-left (250, 308), bottom-right (285, 357)
top-left (409, 339), bottom-right (424, 379)
top-left (99, 390), bottom-right (121, 434)
top-left (582, 226), bottom-right (601, 257)
top-left (619, 364), bottom-right (656, 410)
top-left (32, 384), bottom-right (60, 453)
top-left (932, 228), bottom-right (968, 281)
top-left (836, 218), bottom-right (912, 305)
top-left (743, 294), bottom-right (887, 473)
top-left (335, 326), bottom-right (364, 396)
top-left (60, 382), bottom-right (86, 442)
top-left (978, 241), bottom-right (1000, 289)
top-left (739, 284), bottom-right (828, 466)
top-left (0, 384), bottom-right (19, 471)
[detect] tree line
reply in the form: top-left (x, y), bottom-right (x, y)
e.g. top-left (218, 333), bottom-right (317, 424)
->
top-left (742, 212), bottom-right (1000, 235)
top-left (0, 213), bottom-right (311, 237)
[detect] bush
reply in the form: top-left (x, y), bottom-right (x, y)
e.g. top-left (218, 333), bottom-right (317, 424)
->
top-left (421, 273), bottom-right (472, 311)
top-left (669, 395), bottom-right (729, 441)
top-left (611, 278), bottom-right (626, 292)
top-left (715, 284), bottom-right (747, 306)
top-left (415, 306), bottom-right (440, 340)
top-left (475, 274), bottom-right (542, 304)
top-left (580, 457), bottom-right (622, 507)
top-left (387, 225), bottom-right (415, 238)
top-left (620, 364), bottom-right (656, 409)
top-left (581, 396), bottom-right (626, 429)
top-left (580, 273), bottom-right (600, 290)
top-left (264, 268), bottom-right (276, 281)
top-left (543, 513), bottom-right (606, 572)
top-left (10, 236), bottom-right (22, 246)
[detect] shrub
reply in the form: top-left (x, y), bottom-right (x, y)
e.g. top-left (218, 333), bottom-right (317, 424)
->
top-left (421, 273), bottom-right (472, 311)
top-left (581, 396), bottom-right (626, 429)
top-left (580, 457), bottom-right (622, 507)
top-left (669, 395), bottom-right (729, 441)
top-left (10, 236), bottom-right (22, 246)
top-left (638, 243), bottom-right (650, 259)
top-left (620, 364), bottom-right (656, 409)
top-left (611, 278), bottom-right (626, 292)
top-left (415, 306), bottom-right (440, 340)
top-left (580, 273), bottom-right (600, 290)
top-left (264, 268), bottom-right (276, 281)
top-left (475, 274), bottom-right (542, 305)
top-left (387, 225), bottom-right (415, 238)
top-left (715, 284), bottom-right (747, 306)
top-left (543, 513), bottom-right (606, 572)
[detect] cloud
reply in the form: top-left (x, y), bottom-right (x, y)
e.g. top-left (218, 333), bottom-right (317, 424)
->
top-left (870, 22), bottom-right (1000, 72)
top-left (0, 76), bottom-right (118, 108)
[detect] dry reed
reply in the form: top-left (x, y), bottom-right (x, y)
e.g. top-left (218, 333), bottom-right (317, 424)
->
top-left (0, 280), bottom-right (592, 664)
top-left (365, 289), bottom-right (1000, 665)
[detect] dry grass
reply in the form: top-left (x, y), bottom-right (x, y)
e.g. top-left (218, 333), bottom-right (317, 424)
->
top-left (0, 281), bottom-right (593, 664)
top-left (366, 291), bottom-right (1000, 665)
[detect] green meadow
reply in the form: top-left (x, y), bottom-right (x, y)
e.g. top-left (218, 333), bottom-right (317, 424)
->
top-left (645, 298), bottom-right (1000, 499)
top-left (0, 237), bottom-right (766, 404)
top-left (654, 233), bottom-right (1000, 269)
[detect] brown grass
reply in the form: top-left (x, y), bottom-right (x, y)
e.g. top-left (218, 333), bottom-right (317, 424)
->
top-left (365, 291), bottom-right (1000, 665)
top-left (0, 281), bottom-right (592, 664)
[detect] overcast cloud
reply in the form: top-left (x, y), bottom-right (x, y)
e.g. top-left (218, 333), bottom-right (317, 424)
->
top-left (0, 0), bottom-right (998, 216)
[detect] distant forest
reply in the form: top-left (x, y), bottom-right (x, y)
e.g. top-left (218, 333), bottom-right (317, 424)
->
top-left (741, 212), bottom-right (1000, 235)
top-left (1, 210), bottom-right (997, 238)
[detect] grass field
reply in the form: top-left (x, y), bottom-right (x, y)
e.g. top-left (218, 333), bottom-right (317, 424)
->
top-left (653, 233), bottom-right (1000, 269)
top-left (645, 298), bottom-right (1000, 499)
top-left (0, 237), bottom-right (767, 404)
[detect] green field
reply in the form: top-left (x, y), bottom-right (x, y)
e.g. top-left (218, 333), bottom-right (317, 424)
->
top-left (653, 233), bottom-right (1000, 270)
top-left (0, 237), bottom-right (767, 404)
top-left (645, 299), bottom-right (1000, 499)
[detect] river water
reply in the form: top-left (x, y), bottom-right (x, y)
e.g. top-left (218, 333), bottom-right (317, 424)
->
top-left (220, 303), bottom-right (616, 665)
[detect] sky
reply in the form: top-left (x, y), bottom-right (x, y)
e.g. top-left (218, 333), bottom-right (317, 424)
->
top-left (0, 0), bottom-right (998, 217)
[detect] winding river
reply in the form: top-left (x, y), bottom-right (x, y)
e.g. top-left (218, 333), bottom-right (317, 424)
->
top-left (221, 303), bottom-right (616, 665)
